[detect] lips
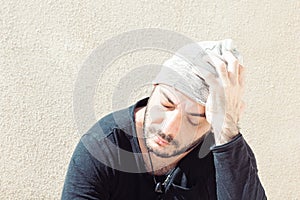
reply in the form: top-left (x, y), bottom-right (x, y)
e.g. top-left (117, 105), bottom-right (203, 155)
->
top-left (154, 135), bottom-right (169, 146)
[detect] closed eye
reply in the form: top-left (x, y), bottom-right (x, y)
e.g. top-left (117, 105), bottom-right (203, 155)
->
top-left (187, 117), bottom-right (200, 126)
top-left (161, 102), bottom-right (174, 109)
top-left (161, 103), bottom-right (174, 108)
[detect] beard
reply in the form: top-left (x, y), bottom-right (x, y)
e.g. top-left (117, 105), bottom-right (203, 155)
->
top-left (142, 106), bottom-right (203, 158)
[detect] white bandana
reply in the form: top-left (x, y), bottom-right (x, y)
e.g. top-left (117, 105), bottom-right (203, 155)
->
top-left (152, 39), bottom-right (243, 105)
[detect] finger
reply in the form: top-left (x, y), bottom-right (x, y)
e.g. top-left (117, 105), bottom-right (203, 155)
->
top-left (223, 51), bottom-right (239, 84)
top-left (240, 100), bottom-right (246, 114)
top-left (205, 91), bottom-right (219, 125)
top-left (207, 91), bottom-right (218, 113)
top-left (239, 64), bottom-right (246, 87)
top-left (203, 74), bottom-right (222, 91)
top-left (238, 100), bottom-right (246, 121)
top-left (205, 93), bottom-right (213, 124)
top-left (207, 53), bottom-right (229, 87)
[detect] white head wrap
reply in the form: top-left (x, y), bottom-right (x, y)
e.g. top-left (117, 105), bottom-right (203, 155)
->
top-left (152, 39), bottom-right (243, 106)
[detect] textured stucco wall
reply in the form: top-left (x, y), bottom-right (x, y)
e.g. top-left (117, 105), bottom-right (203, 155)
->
top-left (1, 0), bottom-right (299, 199)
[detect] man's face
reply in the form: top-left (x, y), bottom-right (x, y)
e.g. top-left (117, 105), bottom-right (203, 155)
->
top-left (143, 84), bottom-right (211, 158)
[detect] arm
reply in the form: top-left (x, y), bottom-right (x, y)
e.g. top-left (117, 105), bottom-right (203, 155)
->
top-left (61, 140), bottom-right (110, 200)
top-left (211, 134), bottom-right (267, 200)
top-left (202, 48), bottom-right (266, 198)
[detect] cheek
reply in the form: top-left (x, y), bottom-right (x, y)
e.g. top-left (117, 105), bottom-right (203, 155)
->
top-left (185, 122), bottom-right (211, 140)
top-left (148, 106), bottom-right (165, 124)
top-left (196, 121), bottom-right (211, 136)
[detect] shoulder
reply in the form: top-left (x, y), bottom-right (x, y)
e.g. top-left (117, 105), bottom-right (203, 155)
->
top-left (79, 102), bottom-right (148, 172)
top-left (87, 105), bottom-right (135, 139)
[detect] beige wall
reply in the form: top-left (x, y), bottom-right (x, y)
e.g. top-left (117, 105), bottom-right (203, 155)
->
top-left (1, 0), bottom-right (299, 199)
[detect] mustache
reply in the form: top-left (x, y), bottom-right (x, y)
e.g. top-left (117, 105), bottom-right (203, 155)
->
top-left (147, 126), bottom-right (179, 147)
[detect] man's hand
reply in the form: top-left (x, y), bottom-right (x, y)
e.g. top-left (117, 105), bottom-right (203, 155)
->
top-left (204, 51), bottom-right (245, 146)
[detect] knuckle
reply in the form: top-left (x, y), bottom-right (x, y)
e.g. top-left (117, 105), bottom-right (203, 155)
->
top-left (218, 64), bottom-right (227, 73)
top-left (231, 59), bottom-right (239, 66)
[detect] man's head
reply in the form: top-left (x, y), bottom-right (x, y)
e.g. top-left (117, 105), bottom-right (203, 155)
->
top-left (152, 39), bottom-right (243, 106)
top-left (143, 84), bottom-right (211, 158)
top-left (142, 39), bottom-right (243, 158)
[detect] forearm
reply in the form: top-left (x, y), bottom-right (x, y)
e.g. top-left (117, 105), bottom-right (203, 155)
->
top-left (211, 134), bottom-right (267, 200)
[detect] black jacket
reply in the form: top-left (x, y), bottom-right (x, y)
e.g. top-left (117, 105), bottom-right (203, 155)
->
top-left (62, 98), bottom-right (266, 200)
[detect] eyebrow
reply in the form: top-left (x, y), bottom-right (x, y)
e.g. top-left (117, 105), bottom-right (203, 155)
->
top-left (161, 90), bottom-right (175, 105)
top-left (186, 112), bottom-right (206, 118)
top-left (160, 89), bottom-right (206, 118)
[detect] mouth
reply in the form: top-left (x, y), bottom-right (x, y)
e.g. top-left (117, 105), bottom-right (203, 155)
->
top-left (154, 135), bottom-right (170, 147)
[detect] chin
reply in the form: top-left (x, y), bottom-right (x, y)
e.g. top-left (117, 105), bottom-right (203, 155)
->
top-left (146, 140), bottom-right (178, 158)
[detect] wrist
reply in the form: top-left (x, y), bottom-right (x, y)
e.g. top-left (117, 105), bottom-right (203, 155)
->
top-left (214, 122), bottom-right (239, 146)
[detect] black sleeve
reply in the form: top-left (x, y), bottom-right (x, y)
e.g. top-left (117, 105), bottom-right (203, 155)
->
top-left (61, 140), bottom-right (111, 200)
top-left (211, 134), bottom-right (267, 200)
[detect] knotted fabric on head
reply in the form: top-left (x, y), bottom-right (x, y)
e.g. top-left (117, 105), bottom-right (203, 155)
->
top-left (152, 39), bottom-right (243, 106)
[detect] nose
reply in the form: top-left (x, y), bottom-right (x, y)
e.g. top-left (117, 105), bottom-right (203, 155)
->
top-left (160, 110), bottom-right (181, 140)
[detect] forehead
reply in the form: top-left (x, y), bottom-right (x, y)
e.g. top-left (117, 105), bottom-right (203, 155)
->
top-left (152, 84), bottom-right (205, 109)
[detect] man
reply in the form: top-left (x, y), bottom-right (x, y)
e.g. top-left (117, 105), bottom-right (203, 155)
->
top-left (62, 39), bottom-right (266, 199)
